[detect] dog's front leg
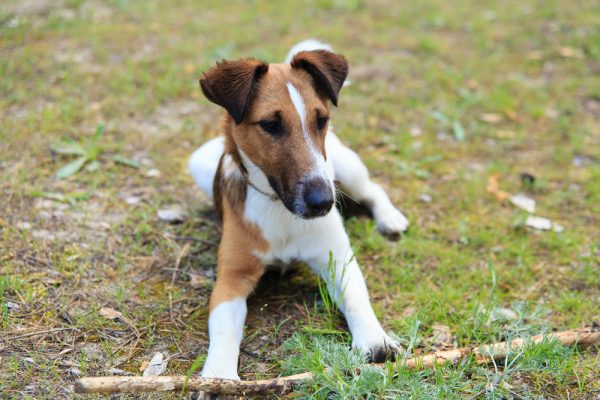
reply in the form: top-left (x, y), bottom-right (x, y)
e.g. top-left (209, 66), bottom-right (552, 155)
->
top-left (198, 232), bottom-right (265, 399)
top-left (308, 225), bottom-right (399, 362)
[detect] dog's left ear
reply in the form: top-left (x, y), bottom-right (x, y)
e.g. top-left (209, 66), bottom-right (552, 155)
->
top-left (200, 58), bottom-right (269, 124)
top-left (291, 50), bottom-right (348, 106)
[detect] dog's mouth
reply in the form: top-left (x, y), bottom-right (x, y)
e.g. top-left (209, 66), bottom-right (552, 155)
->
top-left (268, 176), bottom-right (334, 219)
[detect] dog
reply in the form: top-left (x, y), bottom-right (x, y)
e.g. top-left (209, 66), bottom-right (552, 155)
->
top-left (188, 39), bottom-right (409, 393)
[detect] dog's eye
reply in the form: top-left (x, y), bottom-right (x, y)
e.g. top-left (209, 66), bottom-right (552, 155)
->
top-left (317, 116), bottom-right (329, 130)
top-left (259, 119), bottom-right (283, 136)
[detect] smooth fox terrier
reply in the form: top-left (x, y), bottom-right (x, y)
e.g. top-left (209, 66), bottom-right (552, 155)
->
top-left (188, 39), bottom-right (409, 390)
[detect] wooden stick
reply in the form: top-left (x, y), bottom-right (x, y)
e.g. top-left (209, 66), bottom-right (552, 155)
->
top-left (74, 372), bottom-right (313, 396)
top-left (401, 325), bottom-right (600, 369)
top-left (74, 326), bottom-right (599, 395)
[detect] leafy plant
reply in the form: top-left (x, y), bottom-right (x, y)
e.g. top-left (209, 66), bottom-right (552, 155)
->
top-left (431, 111), bottom-right (466, 142)
top-left (303, 252), bottom-right (349, 335)
top-left (51, 123), bottom-right (139, 178)
top-left (29, 190), bottom-right (91, 205)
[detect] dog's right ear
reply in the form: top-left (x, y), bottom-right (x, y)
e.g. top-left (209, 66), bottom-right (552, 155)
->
top-left (200, 59), bottom-right (269, 124)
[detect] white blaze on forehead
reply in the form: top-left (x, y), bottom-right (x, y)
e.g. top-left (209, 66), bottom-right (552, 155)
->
top-left (286, 82), bottom-right (309, 142)
top-left (286, 82), bottom-right (331, 183)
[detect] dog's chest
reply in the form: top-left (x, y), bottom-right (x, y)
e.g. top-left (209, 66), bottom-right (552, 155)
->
top-left (243, 187), bottom-right (338, 266)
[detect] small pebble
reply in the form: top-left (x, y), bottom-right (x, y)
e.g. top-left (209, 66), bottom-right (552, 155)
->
top-left (124, 196), bottom-right (141, 205)
top-left (17, 222), bottom-right (32, 230)
top-left (146, 168), bottom-right (161, 178)
top-left (157, 207), bottom-right (185, 223)
top-left (420, 193), bottom-right (432, 203)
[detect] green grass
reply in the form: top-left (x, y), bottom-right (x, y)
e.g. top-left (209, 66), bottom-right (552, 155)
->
top-left (1, 0), bottom-right (599, 398)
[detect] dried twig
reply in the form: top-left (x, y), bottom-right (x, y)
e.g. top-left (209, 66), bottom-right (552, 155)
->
top-left (170, 243), bottom-right (190, 286)
top-left (74, 327), bottom-right (600, 396)
top-left (74, 373), bottom-right (312, 396)
top-left (2, 327), bottom-right (79, 341)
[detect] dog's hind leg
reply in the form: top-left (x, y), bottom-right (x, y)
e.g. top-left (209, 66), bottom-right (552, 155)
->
top-left (188, 136), bottom-right (225, 200)
top-left (327, 132), bottom-right (409, 234)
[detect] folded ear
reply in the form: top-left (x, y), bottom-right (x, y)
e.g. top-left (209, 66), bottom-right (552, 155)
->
top-left (200, 58), bottom-right (269, 124)
top-left (290, 50), bottom-right (348, 106)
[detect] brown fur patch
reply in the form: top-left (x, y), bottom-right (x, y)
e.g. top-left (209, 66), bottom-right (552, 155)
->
top-left (200, 59), bottom-right (268, 124)
top-left (209, 198), bottom-right (268, 311)
top-left (212, 115), bottom-right (249, 219)
top-left (291, 50), bottom-right (348, 106)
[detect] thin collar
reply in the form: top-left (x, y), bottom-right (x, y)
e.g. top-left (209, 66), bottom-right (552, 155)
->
top-left (247, 180), bottom-right (279, 201)
top-left (234, 151), bottom-right (279, 202)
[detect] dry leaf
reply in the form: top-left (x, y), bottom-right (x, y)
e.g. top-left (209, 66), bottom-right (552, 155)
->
top-left (479, 113), bottom-right (503, 123)
top-left (99, 307), bottom-right (122, 321)
top-left (402, 306), bottom-right (416, 317)
top-left (146, 168), bottom-right (161, 178)
top-left (138, 361), bottom-right (149, 372)
top-left (142, 352), bottom-right (168, 377)
top-left (510, 193), bottom-right (536, 213)
top-left (431, 323), bottom-right (452, 346)
top-left (105, 267), bottom-right (117, 279)
top-left (558, 47), bottom-right (583, 59)
top-left (526, 216), bottom-right (564, 232)
top-left (490, 307), bottom-right (518, 321)
top-left (486, 175), bottom-right (500, 194)
top-left (526, 50), bottom-right (544, 60)
top-left (183, 63), bottom-right (195, 74)
top-left (487, 175), bottom-right (512, 202)
top-left (505, 109), bottom-right (519, 121)
top-left (466, 79), bottom-right (479, 89)
top-left (189, 273), bottom-right (209, 289)
top-left (496, 130), bottom-right (515, 139)
top-left (157, 206), bottom-right (185, 223)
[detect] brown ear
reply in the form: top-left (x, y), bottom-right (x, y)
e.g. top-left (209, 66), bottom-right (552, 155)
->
top-left (290, 50), bottom-right (348, 106)
top-left (200, 58), bottom-right (269, 124)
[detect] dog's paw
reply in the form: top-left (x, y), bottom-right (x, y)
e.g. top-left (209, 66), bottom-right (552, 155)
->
top-left (375, 206), bottom-right (409, 235)
top-left (192, 369), bottom-right (240, 400)
top-left (353, 333), bottom-right (401, 363)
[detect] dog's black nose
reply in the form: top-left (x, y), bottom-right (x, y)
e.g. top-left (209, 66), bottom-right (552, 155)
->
top-left (303, 179), bottom-right (334, 217)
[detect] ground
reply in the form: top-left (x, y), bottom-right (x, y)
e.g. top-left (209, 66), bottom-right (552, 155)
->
top-left (1, 0), bottom-right (599, 399)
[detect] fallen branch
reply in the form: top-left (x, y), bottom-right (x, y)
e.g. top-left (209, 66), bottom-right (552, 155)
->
top-left (74, 326), bottom-right (599, 396)
top-left (73, 373), bottom-right (313, 396)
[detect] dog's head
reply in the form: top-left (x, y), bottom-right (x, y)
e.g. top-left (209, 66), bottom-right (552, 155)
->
top-left (200, 50), bottom-right (348, 219)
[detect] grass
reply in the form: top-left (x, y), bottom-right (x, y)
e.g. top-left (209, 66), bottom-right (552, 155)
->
top-left (1, 0), bottom-right (599, 398)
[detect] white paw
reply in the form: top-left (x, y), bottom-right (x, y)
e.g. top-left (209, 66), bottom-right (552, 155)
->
top-left (353, 332), bottom-right (401, 363)
top-left (375, 206), bottom-right (409, 235)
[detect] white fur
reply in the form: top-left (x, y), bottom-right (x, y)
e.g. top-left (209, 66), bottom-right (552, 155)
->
top-left (286, 83), bottom-right (310, 144)
top-left (285, 39), bottom-right (333, 63)
top-left (286, 82), bottom-right (329, 183)
top-left (200, 297), bottom-right (246, 380)
top-left (188, 136), bottom-right (224, 200)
